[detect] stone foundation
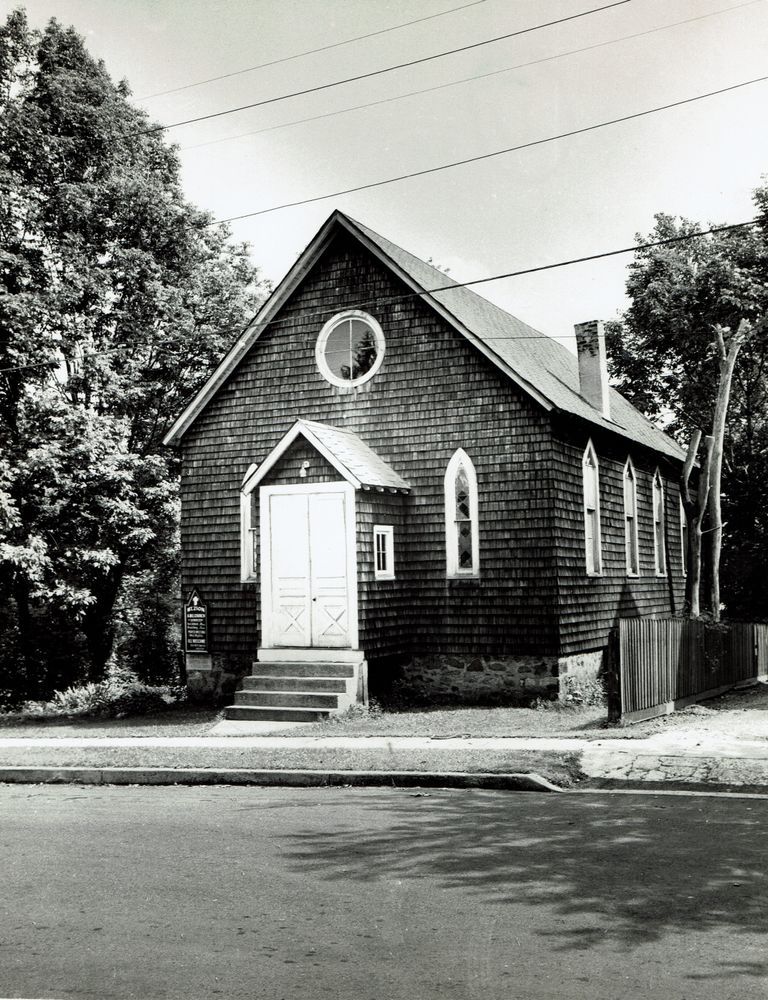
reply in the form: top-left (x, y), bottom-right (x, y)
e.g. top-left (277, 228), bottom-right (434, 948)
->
top-left (556, 650), bottom-right (606, 702)
top-left (403, 653), bottom-right (560, 704)
top-left (185, 653), bottom-right (246, 705)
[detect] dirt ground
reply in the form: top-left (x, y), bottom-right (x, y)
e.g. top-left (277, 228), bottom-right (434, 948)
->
top-left (0, 681), bottom-right (766, 740)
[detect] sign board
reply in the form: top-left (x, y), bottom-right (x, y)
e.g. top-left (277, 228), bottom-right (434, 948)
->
top-left (184, 589), bottom-right (208, 653)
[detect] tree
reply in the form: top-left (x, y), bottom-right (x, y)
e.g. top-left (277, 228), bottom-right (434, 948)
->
top-left (606, 203), bottom-right (768, 620)
top-left (0, 10), bottom-right (266, 698)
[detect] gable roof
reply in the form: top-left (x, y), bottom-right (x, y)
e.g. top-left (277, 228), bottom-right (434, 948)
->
top-left (164, 210), bottom-right (684, 462)
top-left (242, 419), bottom-right (410, 494)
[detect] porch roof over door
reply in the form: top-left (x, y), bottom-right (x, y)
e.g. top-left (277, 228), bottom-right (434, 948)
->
top-left (242, 419), bottom-right (411, 494)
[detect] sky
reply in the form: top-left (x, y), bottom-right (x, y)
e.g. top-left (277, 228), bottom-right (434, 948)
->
top-left (12, 0), bottom-right (768, 349)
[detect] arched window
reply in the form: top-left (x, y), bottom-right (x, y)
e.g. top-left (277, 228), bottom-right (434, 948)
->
top-left (623, 458), bottom-right (639, 576)
top-left (444, 449), bottom-right (479, 577)
top-left (583, 441), bottom-right (602, 575)
top-left (653, 469), bottom-right (667, 576)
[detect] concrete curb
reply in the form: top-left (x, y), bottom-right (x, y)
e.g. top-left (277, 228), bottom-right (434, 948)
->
top-left (0, 766), bottom-right (563, 792)
top-left (576, 776), bottom-right (768, 795)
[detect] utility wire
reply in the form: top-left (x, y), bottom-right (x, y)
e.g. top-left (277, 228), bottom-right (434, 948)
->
top-left (233, 219), bottom-right (761, 341)
top-left (134, 0), bottom-right (633, 136)
top-left (137, 0), bottom-right (491, 101)
top-left (1, 218), bottom-right (760, 376)
top-left (208, 76), bottom-right (768, 225)
top-left (181, 0), bottom-right (763, 153)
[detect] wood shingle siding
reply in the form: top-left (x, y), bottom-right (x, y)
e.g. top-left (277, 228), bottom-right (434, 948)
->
top-left (551, 417), bottom-right (685, 657)
top-left (173, 212), bottom-right (688, 703)
top-left (181, 232), bottom-right (562, 677)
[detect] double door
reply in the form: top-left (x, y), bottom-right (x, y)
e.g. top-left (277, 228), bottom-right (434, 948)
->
top-left (262, 486), bottom-right (355, 649)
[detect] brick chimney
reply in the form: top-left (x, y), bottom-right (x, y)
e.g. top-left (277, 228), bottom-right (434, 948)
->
top-left (574, 320), bottom-right (610, 419)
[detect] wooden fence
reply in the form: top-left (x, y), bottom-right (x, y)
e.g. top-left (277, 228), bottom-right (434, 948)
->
top-left (615, 618), bottom-right (768, 722)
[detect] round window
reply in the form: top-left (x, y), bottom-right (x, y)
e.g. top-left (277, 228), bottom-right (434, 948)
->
top-left (315, 310), bottom-right (385, 388)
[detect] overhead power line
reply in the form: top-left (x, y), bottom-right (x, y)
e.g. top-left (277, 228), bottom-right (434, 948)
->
top-left (181, 0), bottom-right (763, 153)
top-left (234, 219), bottom-right (760, 342)
top-left (1, 218), bottom-right (760, 376)
top-left (134, 0), bottom-right (633, 136)
top-left (208, 75), bottom-right (768, 226)
top-left (137, 0), bottom-right (491, 101)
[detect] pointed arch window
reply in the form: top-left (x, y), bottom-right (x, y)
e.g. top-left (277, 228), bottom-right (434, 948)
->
top-left (623, 458), bottom-right (639, 576)
top-left (583, 441), bottom-right (602, 576)
top-left (653, 469), bottom-right (667, 576)
top-left (445, 449), bottom-right (479, 578)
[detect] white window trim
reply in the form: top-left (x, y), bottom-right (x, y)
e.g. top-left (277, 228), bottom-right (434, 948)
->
top-left (623, 457), bottom-right (640, 577)
top-left (373, 524), bottom-right (395, 580)
top-left (315, 309), bottom-right (385, 388)
top-left (240, 463), bottom-right (259, 582)
top-left (679, 495), bottom-right (688, 577)
top-left (582, 440), bottom-right (603, 576)
top-left (653, 468), bottom-right (667, 577)
top-left (444, 448), bottom-right (480, 578)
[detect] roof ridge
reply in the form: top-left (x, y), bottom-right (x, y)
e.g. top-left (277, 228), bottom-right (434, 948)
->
top-left (345, 213), bottom-right (551, 341)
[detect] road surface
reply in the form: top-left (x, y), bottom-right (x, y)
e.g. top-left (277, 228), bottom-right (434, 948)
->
top-left (0, 785), bottom-right (766, 999)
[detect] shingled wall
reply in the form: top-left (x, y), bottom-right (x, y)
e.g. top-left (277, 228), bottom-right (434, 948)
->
top-left (551, 415), bottom-right (686, 686)
top-left (178, 228), bottom-right (685, 702)
top-left (179, 230), bottom-right (561, 696)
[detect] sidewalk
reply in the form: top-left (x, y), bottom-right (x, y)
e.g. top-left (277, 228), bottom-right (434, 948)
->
top-left (1, 728), bottom-right (767, 792)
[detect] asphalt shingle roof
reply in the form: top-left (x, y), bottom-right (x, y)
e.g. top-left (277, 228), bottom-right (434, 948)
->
top-left (298, 420), bottom-right (410, 492)
top-left (164, 209), bottom-right (686, 463)
top-left (350, 216), bottom-right (685, 462)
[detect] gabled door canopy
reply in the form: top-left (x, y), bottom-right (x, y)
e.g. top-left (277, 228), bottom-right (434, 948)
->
top-left (241, 419), bottom-right (410, 495)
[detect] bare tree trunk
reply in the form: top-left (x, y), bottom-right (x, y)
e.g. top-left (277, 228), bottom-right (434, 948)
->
top-left (691, 435), bottom-right (714, 618)
top-left (709, 321), bottom-right (749, 622)
top-left (680, 429), bottom-right (701, 615)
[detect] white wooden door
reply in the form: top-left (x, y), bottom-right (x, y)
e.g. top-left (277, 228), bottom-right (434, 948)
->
top-left (308, 492), bottom-right (349, 647)
top-left (266, 488), bottom-right (352, 649)
top-left (269, 492), bottom-right (312, 647)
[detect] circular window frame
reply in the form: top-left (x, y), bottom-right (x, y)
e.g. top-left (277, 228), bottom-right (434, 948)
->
top-left (315, 309), bottom-right (385, 388)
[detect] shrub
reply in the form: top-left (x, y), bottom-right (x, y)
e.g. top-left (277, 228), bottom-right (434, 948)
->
top-left (17, 674), bottom-right (184, 721)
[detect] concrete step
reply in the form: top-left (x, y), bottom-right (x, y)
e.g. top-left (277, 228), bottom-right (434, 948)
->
top-left (250, 662), bottom-right (354, 678)
top-left (233, 690), bottom-right (339, 709)
top-left (242, 676), bottom-right (347, 693)
top-left (223, 705), bottom-right (332, 723)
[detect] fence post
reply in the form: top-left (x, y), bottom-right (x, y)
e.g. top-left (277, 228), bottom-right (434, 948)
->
top-left (604, 626), bottom-right (621, 723)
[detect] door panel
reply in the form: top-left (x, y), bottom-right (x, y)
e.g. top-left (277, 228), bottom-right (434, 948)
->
top-left (269, 493), bottom-right (311, 647)
top-left (309, 493), bottom-right (350, 648)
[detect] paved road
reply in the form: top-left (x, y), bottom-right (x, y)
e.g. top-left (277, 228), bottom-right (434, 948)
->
top-left (1, 786), bottom-right (766, 1000)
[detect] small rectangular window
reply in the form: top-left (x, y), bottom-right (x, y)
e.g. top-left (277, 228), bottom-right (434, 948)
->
top-left (373, 525), bottom-right (395, 580)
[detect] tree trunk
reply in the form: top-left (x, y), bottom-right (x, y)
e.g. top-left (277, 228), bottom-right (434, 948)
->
top-left (691, 435), bottom-right (714, 618)
top-left (81, 570), bottom-right (123, 682)
top-left (709, 322), bottom-right (749, 621)
top-left (12, 578), bottom-right (39, 697)
top-left (680, 429), bottom-right (701, 615)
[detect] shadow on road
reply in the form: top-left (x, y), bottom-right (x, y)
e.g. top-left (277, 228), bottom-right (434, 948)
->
top-left (279, 790), bottom-right (767, 967)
